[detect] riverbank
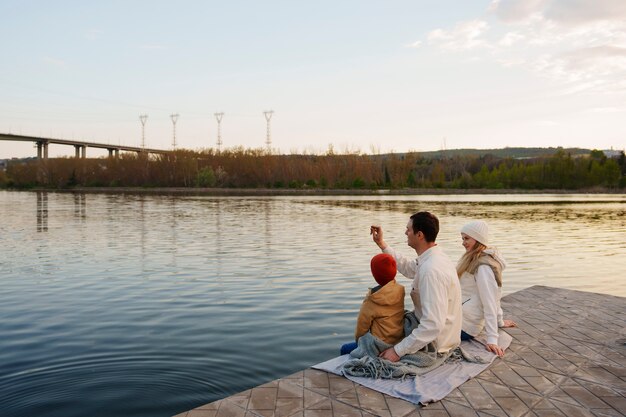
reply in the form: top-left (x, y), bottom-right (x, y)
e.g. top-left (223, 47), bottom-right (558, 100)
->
top-left (4, 186), bottom-right (626, 196)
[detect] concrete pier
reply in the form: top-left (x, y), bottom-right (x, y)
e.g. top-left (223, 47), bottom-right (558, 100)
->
top-left (173, 286), bottom-right (625, 417)
top-left (37, 140), bottom-right (49, 159)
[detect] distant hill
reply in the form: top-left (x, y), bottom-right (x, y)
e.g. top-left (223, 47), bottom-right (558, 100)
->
top-left (414, 147), bottom-right (591, 159)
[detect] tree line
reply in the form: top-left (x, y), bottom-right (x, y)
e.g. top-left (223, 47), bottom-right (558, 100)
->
top-left (1, 147), bottom-right (624, 190)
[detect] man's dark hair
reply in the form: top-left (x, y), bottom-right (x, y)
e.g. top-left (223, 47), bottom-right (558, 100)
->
top-left (409, 212), bottom-right (439, 243)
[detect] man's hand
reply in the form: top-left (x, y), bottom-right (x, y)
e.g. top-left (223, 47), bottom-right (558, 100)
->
top-left (486, 343), bottom-right (505, 357)
top-left (502, 319), bottom-right (517, 328)
top-left (370, 225), bottom-right (387, 250)
top-left (378, 347), bottom-right (400, 362)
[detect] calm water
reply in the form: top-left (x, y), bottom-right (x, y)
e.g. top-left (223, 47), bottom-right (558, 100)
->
top-left (1, 191), bottom-right (625, 417)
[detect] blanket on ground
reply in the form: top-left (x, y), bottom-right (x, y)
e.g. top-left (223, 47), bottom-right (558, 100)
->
top-left (314, 330), bottom-right (512, 405)
top-left (343, 332), bottom-right (488, 379)
top-left (343, 332), bottom-right (450, 379)
top-left (343, 311), bottom-right (488, 380)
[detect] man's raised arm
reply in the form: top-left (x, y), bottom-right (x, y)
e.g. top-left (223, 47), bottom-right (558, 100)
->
top-left (370, 225), bottom-right (417, 279)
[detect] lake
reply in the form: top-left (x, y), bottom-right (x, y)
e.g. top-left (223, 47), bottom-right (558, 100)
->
top-left (1, 190), bottom-right (625, 417)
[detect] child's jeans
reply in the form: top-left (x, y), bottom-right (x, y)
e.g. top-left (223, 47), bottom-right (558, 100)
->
top-left (340, 342), bottom-right (358, 355)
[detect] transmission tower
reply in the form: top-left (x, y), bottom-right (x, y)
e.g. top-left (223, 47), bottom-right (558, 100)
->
top-left (214, 112), bottom-right (224, 151)
top-left (139, 114), bottom-right (148, 148)
top-left (263, 110), bottom-right (274, 153)
top-left (170, 113), bottom-right (180, 149)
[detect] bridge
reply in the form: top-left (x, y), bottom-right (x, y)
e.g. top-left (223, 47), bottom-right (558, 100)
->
top-left (0, 133), bottom-right (171, 159)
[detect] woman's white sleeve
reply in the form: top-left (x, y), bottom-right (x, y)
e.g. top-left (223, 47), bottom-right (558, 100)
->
top-left (475, 265), bottom-right (500, 345)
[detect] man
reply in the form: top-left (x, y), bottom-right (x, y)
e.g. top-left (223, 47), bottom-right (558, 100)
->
top-left (370, 211), bottom-right (461, 362)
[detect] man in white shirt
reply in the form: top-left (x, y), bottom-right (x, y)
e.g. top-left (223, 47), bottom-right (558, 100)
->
top-left (371, 211), bottom-right (462, 362)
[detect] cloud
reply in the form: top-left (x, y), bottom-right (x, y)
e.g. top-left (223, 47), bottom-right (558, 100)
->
top-left (531, 120), bottom-right (559, 127)
top-left (427, 20), bottom-right (490, 51)
top-left (542, 0), bottom-right (626, 27)
top-left (559, 45), bottom-right (626, 76)
top-left (532, 46), bottom-right (626, 85)
top-left (406, 40), bottom-right (422, 48)
top-left (42, 56), bottom-right (68, 68)
top-left (490, 0), bottom-right (626, 26)
top-left (138, 44), bottom-right (168, 50)
top-left (418, 0), bottom-right (626, 94)
top-left (498, 31), bottom-right (524, 46)
top-left (489, 0), bottom-right (546, 23)
top-left (85, 29), bottom-right (103, 41)
top-left (497, 57), bottom-right (526, 67)
top-left (521, 26), bottom-right (626, 91)
top-left (585, 106), bottom-right (625, 114)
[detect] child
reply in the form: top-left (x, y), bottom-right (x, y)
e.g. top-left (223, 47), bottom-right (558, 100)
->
top-left (349, 254), bottom-right (405, 352)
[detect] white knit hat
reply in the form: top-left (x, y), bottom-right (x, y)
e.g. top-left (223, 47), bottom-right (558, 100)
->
top-left (461, 220), bottom-right (489, 246)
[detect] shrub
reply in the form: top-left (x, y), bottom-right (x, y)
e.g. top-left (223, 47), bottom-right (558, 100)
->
top-left (196, 166), bottom-right (216, 187)
top-left (352, 177), bottom-right (365, 188)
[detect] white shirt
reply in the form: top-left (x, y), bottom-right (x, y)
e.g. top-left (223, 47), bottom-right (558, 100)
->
top-left (383, 245), bottom-right (462, 355)
top-left (460, 264), bottom-right (504, 345)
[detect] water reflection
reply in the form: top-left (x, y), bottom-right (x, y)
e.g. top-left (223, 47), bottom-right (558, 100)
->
top-left (310, 199), bottom-right (626, 223)
top-left (139, 196), bottom-right (146, 270)
top-left (73, 193), bottom-right (86, 220)
top-left (2, 191), bottom-right (625, 417)
top-left (215, 198), bottom-right (223, 280)
top-left (170, 198), bottom-right (178, 267)
top-left (263, 199), bottom-right (271, 256)
top-left (36, 191), bottom-right (48, 232)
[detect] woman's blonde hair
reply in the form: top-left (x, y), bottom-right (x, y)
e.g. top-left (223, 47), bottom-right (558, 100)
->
top-left (457, 242), bottom-right (487, 278)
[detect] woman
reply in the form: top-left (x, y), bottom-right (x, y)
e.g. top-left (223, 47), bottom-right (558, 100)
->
top-left (457, 220), bottom-right (516, 357)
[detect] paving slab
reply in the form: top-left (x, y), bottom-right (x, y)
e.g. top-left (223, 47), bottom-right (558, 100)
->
top-left (174, 286), bottom-right (626, 417)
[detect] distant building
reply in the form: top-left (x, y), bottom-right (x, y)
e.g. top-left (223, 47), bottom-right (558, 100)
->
top-left (603, 149), bottom-right (623, 158)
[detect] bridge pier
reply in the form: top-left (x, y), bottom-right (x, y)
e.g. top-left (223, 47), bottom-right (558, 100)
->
top-left (107, 148), bottom-right (120, 158)
top-left (81, 146), bottom-right (86, 158)
top-left (75, 145), bottom-right (81, 158)
top-left (37, 141), bottom-right (49, 159)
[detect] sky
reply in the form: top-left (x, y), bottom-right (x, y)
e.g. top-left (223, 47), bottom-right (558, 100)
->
top-left (1, 0), bottom-right (626, 158)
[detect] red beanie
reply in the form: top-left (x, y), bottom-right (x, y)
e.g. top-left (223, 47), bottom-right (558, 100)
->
top-left (370, 253), bottom-right (397, 286)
